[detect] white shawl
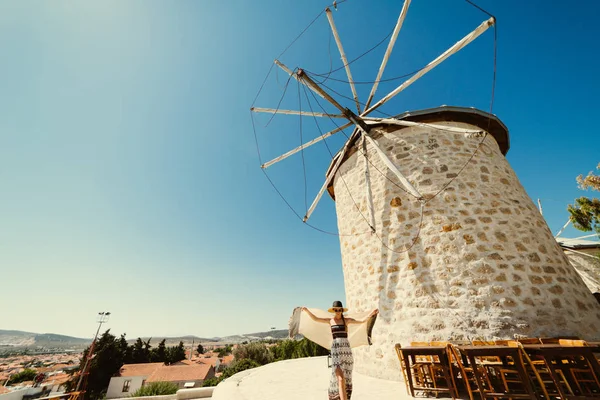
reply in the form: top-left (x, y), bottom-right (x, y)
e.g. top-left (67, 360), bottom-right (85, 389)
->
top-left (288, 307), bottom-right (377, 350)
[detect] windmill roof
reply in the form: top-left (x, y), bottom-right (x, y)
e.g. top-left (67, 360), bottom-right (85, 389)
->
top-left (326, 106), bottom-right (509, 200)
top-left (557, 237), bottom-right (600, 250)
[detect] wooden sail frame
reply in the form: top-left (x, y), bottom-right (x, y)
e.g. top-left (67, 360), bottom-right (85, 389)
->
top-left (252, 1), bottom-right (496, 222)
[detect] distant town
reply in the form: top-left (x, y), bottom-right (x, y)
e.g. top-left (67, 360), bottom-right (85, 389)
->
top-left (0, 327), bottom-right (311, 400)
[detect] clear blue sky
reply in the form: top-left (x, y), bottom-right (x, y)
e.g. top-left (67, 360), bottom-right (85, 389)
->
top-left (1, 0), bottom-right (598, 339)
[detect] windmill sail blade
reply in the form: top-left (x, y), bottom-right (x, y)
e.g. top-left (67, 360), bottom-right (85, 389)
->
top-left (325, 7), bottom-right (361, 114)
top-left (364, 0), bottom-right (411, 110)
top-left (274, 59), bottom-right (328, 102)
top-left (554, 218), bottom-right (571, 238)
top-left (261, 122), bottom-right (353, 169)
top-left (362, 137), bottom-right (376, 230)
top-left (362, 17), bottom-right (495, 117)
top-left (351, 123), bottom-right (422, 199)
top-left (251, 107), bottom-right (346, 119)
top-left (304, 129), bottom-right (358, 221)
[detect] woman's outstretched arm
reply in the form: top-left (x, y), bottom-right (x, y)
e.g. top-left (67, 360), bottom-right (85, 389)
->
top-left (302, 307), bottom-right (330, 323)
top-left (346, 309), bottom-right (379, 324)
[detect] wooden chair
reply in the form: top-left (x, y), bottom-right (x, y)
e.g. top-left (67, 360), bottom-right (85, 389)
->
top-left (394, 344), bottom-right (412, 395)
top-left (395, 343), bottom-right (438, 394)
top-left (448, 344), bottom-right (497, 400)
top-left (557, 339), bottom-right (600, 396)
top-left (430, 341), bottom-right (460, 396)
top-left (470, 340), bottom-right (505, 387)
top-left (410, 341), bottom-right (436, 389)
top-left (559, 339), bottom-right (588, 347)
top-left (540, 336), bottom-right (581, 344)
top-left (396, 343), bottom-right (456, 398)
top-left (507, 341), bottom-right (557, 399)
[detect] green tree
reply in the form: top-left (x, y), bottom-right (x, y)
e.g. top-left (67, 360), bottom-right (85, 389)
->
top-left (117, 334), bottom-right (132, 364)
top-left (270, 340), bottom-right (297, 361)
top-left (269, 339), bottom-right (328, 361)
top-left (65, 330), bottom-right (126, 400)
top-left (7, 369), bottom-right (37, 385)
top-left (196, 344), bottom-right (204, 355)
top-left (232, 342), bottom-right (273, 365)
top-left (294, 338), bottom-right (329, 358)
top-left (152, 339), bottom-right (167, 362)
top-left (131, 381), bottom-right (178, 397)
top-left (131, 338), bottom-right (152, 363)
top-left (569, 163), bottom-right (600, 236)
top-left (216, 344), bottom-right (232, 357)
top-left (166, 341), bottom-right (186, 364)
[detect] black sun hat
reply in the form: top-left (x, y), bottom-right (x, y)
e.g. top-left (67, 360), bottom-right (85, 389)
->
top-left (328, 300), bottom-right (348, 313)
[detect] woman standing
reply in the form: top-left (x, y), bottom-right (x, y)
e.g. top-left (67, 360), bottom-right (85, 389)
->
top-left (302, 301), bottom-right (378, 400)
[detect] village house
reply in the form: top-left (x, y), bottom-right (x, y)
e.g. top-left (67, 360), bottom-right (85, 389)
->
top-left (146, 364), bottom-right (214, 389)
top-left (106, 362), bottom-right (215, 399)
top-left (106, 363), bottom-right (163, 399)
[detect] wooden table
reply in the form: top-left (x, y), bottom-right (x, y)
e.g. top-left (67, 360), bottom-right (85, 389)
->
top-left (521, 344), bottom-right (600, 399)
top-left (457, 345), bottom-right (536, 399)
top-left (399, 346), bottom-right (456, 399)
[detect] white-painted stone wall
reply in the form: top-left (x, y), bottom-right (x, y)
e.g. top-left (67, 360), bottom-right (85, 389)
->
top-left (331, 118), bottom-right (600, 380)
top-left (106, 376), bottom-right (146, 399)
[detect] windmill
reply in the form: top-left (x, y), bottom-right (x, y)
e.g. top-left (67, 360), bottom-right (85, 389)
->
top-left (251, 0), bottom-right (600, 381)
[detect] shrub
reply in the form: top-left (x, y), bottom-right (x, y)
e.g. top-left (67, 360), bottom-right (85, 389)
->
top-left (232, 343), bottom-right (273, 365)
top-left (220, 359), bottom-right (260, 380)
top-left (201, 377), bottom-right (219, 387)
top-left (130, 381), bottom-right (178, 397)
top-left (8, 369), bottom-right (37, 385)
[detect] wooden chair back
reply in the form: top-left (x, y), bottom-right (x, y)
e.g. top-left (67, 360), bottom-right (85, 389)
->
top-left (559, 339), bottom-right (588, 346)
top-left (517, 338), bottom-right (541, 345)
top-left (394, 343), bottom-right (411, 395)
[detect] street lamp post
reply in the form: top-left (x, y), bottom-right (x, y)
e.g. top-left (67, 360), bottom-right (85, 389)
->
top-left (75, 312), bottom-right (111, 393)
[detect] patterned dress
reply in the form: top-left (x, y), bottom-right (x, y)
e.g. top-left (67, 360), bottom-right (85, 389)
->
top-left (328, 323), bottom-right (353, 400)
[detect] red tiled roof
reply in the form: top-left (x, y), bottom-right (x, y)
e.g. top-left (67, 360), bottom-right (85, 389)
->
top-left (50, 364), bottom-right (70, 372)
top-left (45, 373), bottom-right (70, 386)
top-left (119, 363), bottom-right (164, 377)
top-left (0, 386), bottom-right (9, 394)
top-left (171, 359), bottom-right (194, 366)
top-left (221, 355), bottom-right (234, 364)
top-left (196, 357), bottom-right (219, 368)
top-left (146, 364), bottom-right (214, 383)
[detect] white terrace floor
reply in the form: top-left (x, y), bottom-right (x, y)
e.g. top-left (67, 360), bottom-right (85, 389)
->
top-left (212, 356), bottom-right (425, 400)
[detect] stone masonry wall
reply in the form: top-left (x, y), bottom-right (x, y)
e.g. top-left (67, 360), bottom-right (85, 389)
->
top-left (332, 121), bottom-right (600, 381)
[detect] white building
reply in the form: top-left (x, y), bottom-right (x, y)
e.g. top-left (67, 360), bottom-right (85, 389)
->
top-left (106, 362), bottom-right (215, 399)
top-left (106, 363), bottom-right (163, 399)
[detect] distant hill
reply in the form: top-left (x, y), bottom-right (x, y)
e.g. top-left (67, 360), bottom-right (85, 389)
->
top-left (244, 329), bottom-right (289, 339)
top-left (0, 328), bottom-right (291, 350)
top-left (0, 330), bottom-right (89, 349)
top-left (34, 333), bottom-right (90, 347)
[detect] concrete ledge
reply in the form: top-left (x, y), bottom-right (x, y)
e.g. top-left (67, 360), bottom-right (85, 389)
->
top-left (177, 387), bottom-right (214, 399)
top-left (212, 356), bottom-right (412, 400)
top-left (110, 395), bottom-right (176, 400)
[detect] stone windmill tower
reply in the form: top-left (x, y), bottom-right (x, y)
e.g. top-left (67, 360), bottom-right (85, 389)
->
top-left (252, 1), bottom-right (600, 381)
